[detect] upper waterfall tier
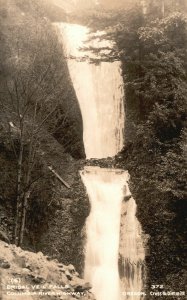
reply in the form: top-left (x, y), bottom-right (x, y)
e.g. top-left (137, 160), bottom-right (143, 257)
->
top-left (55, 23), bottom-right (125, 159)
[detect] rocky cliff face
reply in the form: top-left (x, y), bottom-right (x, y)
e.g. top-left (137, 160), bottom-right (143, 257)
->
top-left (0, 241), bottom-right (94, 300)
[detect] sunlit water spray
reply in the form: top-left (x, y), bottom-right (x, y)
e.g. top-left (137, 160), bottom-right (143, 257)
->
top-left (55, 22), bottom-right (145, 300)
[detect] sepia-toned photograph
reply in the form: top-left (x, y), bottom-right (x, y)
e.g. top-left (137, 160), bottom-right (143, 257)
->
top-left (0, 1), bottom-right (186, 299)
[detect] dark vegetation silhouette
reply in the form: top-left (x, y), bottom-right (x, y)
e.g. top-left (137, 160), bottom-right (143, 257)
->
top-left (0, 0), bottom-right (85, 246)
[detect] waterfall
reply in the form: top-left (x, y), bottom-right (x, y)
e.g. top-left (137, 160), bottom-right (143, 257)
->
top-left (55, 22), bottom-right (145, 300)
top-left (80, 167), bottom-right (129, 300)
top-left (55, 23), bottom-right (124, 159)
top-left (119, 198), bottom-right (145, 299)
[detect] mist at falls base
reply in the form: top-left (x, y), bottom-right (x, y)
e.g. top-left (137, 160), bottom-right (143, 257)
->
top-left (55, 22), bottom-right (146, 300)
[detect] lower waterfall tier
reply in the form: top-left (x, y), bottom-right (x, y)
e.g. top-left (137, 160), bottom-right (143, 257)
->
top-left (80, 166), bottom-right (129, 300)
top-left (80, 166), bottom-right (145, 300)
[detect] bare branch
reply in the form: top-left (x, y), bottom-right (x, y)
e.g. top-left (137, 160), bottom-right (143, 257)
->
top-left (34, 104), bottom-right (58, 135)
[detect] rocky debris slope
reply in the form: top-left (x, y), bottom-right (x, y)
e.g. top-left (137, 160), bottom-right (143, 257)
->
top-left (0, 241), bottom-right (94, 300)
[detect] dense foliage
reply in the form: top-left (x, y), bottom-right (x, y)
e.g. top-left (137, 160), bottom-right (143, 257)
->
top-left (113, 6), bottom-right (187, 297)
top-left (116, 8), bottom-right (187, 204)
top-left (87, 2), bottom-right (186, 297)
top-left (0, 0), bottom-right (86, 256)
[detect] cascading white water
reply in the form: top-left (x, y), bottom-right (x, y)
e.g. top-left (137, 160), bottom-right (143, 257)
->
top-left (120, 198), bottom-right (145, 299)
top-left (55, 23), bottom-right (124, 159)
top-left (54, 21), bottom-right (145, 300)
top-left (80, 167), bottom-right (130, 300)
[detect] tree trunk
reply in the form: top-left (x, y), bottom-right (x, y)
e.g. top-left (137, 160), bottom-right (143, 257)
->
top-left (18, 155), bottom-right (32, 246)
top-left (18, 105), bottom-right (37, 246)
top-left (19, 189), bottom-right (31, 245)
top-left (14, 140), bottom-right (23, 246)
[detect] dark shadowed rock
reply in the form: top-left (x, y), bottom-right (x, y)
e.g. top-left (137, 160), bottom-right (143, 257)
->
top-left (123, 195), bottom-right (132, 202)
top-left (65, 269), bottom-right (73, 280)
top-left (0, 259), bottom-right (10, 269)
top-left (0, 230), bottom-right (10, 244)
